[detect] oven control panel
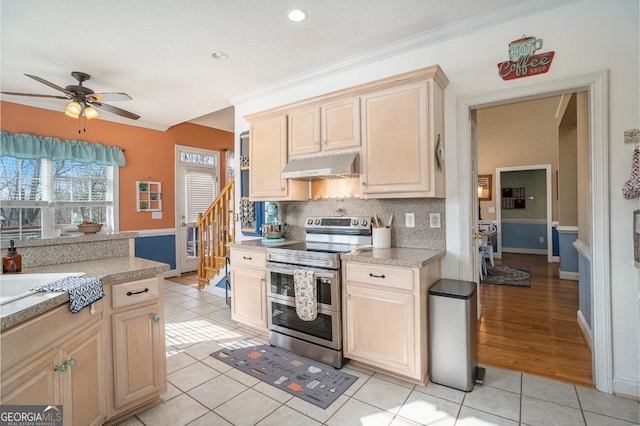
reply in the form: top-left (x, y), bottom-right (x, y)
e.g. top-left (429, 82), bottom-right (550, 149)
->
top-left (305, 216), bottom-right (371, 230)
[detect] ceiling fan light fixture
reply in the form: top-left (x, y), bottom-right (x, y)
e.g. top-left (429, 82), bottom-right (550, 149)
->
top-left (65, 110), bottom-right (80, 119)
top-left (84, 106), bottom-right (99, 120)
top-left (66, 101), bottom-right (82, 116)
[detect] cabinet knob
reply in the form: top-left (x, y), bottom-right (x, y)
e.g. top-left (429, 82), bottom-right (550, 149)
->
top-left (321, 140), bottom-right (327, 145)
top-left (361, 182), bottom-right (367, 186)
top-left (55, 358), bottom-right (76, 371)
top-left (280, 186), bottom-right (285, 191)
top-left (153, 314), bottom-right (162, 322)
top-left (313, 140), bottom-right (319, 145)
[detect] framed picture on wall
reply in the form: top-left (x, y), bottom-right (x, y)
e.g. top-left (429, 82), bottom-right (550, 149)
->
top-left (478, 174), bottom-right (492, 201)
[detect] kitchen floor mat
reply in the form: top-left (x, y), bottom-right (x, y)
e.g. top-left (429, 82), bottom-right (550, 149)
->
top-left (210, 339), bottom-right (357, 409)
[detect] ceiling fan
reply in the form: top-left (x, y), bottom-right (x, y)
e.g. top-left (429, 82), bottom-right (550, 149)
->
top-left (1, 71), bottom-right (140, 120)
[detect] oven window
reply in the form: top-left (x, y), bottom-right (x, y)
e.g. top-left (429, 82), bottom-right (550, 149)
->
top-left (269, 272), bottom-right (332, 305)
top-left (270, 301), bottom-right (333, 342)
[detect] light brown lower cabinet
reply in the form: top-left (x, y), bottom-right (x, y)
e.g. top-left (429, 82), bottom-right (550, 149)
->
top-left (343, 260), bottom-right (441, 384)
top-left (0, 273), bottom-right (167, 426)
top-left (104, 274), bottom-right (167, 422)
top-left (1, 303), bottom-right (105, 426)
top-left (229, 248), bottom-right (268, 332)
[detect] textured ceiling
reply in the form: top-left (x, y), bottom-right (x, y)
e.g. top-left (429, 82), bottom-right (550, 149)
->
top-left (1, 0), bottom-right (568, 131)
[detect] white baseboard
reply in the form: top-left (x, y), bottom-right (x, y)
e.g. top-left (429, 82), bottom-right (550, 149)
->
top-left (613, 377), bottom-right (640, 400)
top-left (559, 270), bottom-right (579, 281)
top-left (163, 269), bottom-right (178, 278)
top-left (577, 310), bottom-right (592, 350)
top-left (551, 255), bottom-right (559, 263)
top-left (502, 247), bottom-right (547, 255)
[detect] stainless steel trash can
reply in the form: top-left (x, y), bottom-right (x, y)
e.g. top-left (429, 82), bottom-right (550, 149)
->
top-left (428, 279), bottom-right (482, 391)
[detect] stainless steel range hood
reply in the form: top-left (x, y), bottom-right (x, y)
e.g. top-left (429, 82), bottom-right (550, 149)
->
top-left (281, 152), bottom-right (359, 180)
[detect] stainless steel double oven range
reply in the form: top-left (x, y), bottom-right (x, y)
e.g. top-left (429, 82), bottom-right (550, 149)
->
top-left (265, 216), bottom-right (372, 368)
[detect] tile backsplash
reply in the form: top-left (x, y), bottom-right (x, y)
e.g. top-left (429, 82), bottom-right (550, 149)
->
top-left (279, 198), bottom-right (445, 250)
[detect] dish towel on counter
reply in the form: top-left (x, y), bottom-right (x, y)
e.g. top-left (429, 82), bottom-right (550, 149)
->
top-left (31, 276), bottom-right (104, 313)
top-left (293, 269), bottom-right (317, 321)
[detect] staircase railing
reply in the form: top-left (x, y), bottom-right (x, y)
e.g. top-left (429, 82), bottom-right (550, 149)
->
top-left (197, 177), bottom-right (235, 290)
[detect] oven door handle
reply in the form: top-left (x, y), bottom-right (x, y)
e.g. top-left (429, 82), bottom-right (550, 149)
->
top-left (266, 264), bottom-right (337, 280)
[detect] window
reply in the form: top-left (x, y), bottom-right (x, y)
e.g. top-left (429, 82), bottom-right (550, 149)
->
top-left (0, 157), bottom-right (117, 240)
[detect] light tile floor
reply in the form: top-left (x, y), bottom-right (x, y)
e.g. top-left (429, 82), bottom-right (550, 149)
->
top-left (120, 280), bottom-right (640, 426)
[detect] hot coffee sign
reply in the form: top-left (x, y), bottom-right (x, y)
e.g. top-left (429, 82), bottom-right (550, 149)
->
top-left (497, 35), bottom-right (555, 80)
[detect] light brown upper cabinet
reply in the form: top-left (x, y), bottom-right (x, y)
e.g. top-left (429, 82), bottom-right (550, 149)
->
top-left (249, 115), bottom-right (309, 201)
top-left (245, 65), bottom-right (448, 200)
top-left (360, 71), bottom-right (446, 198)
top-left (288, 97), bottom-right (360, 157)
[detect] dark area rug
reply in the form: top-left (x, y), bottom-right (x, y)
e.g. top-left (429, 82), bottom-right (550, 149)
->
top-left (481, 265), bottom-right (531, 287)
top-left (210, 339), bottom-right (357, 409)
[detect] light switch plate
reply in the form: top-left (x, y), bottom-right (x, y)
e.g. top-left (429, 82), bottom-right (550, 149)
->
top-left (429, 213), bottom-right (441, 228)
top-left (152, 211), bottom-right (162, 220)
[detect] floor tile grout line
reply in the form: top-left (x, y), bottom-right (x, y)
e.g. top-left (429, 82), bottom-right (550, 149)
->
top-left (519, 372), bottom-right (523, 425)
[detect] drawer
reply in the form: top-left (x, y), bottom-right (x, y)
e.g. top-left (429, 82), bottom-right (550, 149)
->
top-left (346, 262), bottom-right (414, 290)
top-left (112, 277), bottom-right (160, 309)
top-left (230, 249), bottom-right (266, 269)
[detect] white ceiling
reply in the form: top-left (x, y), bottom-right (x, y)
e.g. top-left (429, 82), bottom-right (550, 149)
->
top-left (1, 0), bottom-right (567, 132)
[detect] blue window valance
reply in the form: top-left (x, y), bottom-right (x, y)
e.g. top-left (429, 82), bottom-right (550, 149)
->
top-left (1, 131), bottom-right (126, 167)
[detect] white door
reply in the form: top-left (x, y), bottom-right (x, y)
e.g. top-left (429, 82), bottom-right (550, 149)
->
top-left (176, 146), bottom-right (219, 274)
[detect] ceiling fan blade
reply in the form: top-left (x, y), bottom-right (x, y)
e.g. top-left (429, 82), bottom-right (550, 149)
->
top-left (1, 91), bottom-right (69, 100)
top-left (88, 92), bottom-right (133, 102)
top-left (25, 74), bottom-right (71, 96)
top-left (89, 101), bottom-right (140, 120)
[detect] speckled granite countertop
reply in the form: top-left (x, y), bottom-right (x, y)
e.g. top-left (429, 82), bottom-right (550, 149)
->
top-left (341, 247), bottom-right (445, 268)
top-left (0, 256), bottom-right (169, 331)
top-left (230, 240), bottom-right (444, 269)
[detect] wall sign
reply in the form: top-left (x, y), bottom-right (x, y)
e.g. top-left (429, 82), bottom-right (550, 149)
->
top-left (497, 35), bottom-right (555, 81)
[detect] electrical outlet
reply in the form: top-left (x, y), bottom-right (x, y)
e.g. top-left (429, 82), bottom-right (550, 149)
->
top-left (539, 236), bottom-right (544, 243)
top-left (405, 213), bottom-right (415, 228)
top-left (429, 213), bottom-right (441, 228)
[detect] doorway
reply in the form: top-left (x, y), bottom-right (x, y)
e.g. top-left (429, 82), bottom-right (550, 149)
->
top-left (495, 165), bottom-right (553, 263)
top-left (175, 146), bottom-right (220, 274)
top-left (456, 70), bottom-right (611, 392)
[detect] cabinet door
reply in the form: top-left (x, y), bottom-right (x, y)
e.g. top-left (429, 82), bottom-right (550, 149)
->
top-left (231, 266), bottom-right (267, 331)
top-left (1, 350), bottom-right (59, 406)
top-left (112, 303), bottom-right (165, 409)
top-left (344, 283), bottom-right (417, 377)
top-left (288, 108), bottom-right (321, 157)
top-left (321, 97), bottom-right (360, 152)
top-left (250, 115), bottom-right (288, 199)
top-left (360, 82), bottom-right (432, 196)
top-left (63, 322), bottom-right (105, 426)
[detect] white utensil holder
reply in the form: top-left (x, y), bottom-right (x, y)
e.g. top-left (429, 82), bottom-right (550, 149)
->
top-left (372, 228), bottom-right (391, 248)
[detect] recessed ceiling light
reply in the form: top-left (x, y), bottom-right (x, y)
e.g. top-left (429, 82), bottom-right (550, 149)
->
top-left (211, 51), bottom-right (229, 60)
top-left (287, 9), bottom-right (306, 22)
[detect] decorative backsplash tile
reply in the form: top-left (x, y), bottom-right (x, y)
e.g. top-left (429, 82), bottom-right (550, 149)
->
top-left (279, 198), bottom-right (445, 250)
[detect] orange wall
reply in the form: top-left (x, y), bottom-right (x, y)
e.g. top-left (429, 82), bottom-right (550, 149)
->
top-left (1, 101), bottom-right (234, 231)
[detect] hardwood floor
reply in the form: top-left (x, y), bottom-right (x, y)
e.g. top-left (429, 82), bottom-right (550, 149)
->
top-left (478, 253), bottom-right (593, 387)
top-left (167, 272), bottom-right (198, 287)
